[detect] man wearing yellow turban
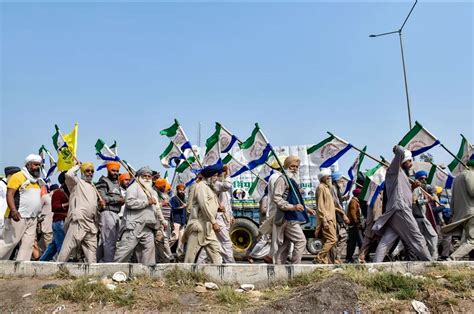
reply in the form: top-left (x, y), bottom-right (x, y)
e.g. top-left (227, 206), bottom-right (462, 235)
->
top-left (57, 162), bottom-right (99, 263)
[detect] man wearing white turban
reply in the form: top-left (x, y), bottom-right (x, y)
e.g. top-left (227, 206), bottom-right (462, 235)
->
top-left (0, 154), bottom-right (43, 261)
top-left (372, 145), bottom-right (431, 262)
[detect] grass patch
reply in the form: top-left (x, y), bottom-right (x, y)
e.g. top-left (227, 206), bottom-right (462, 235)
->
top-left (53, 266), bottom-right (76, 280)
top-left (215, 286), bottom-right (247, 306)
top-left (38, 277), bottom-right (135, 310)
top-left (286, 268), bottom-right (331, 287)
top-left (164, 267), bottom-right (209, 287)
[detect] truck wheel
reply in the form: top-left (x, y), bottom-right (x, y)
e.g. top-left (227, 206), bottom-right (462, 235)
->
top-left (230, 218), bottom-right (259, 261)
top-left (306, 238), bottom-right (323, 255)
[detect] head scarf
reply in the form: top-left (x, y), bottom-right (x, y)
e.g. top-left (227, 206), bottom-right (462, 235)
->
top-left (284, 156), bottom-right (300, 169)
top-left (353, 188), bottom-right (362, 197)
top-left (177, 183), bottom-right (186, 191)
top-left (106, 161), bottom-right (121, 172)
top-left (415, 170), bottom-right (428, 179)
top-left (318, 168), bottom-right (332, 180)
top-left (118, 172), bottom-right (130, 183)
top-left (200, 163), bottom-right (224, 178)
top-left (331, 171), bottom-right (343, 182)
top-left (4, 166), bottom-right (21, 177)
top-left (80, 162), bottom-right (94, 173)
top-left (24, 154), bottom-right (42, 165)
top-left (155, 178), bottom-right (167, 189)
top-left (402, 150), bottom-right (413, 164)
top-left (136, 166), bottom-right (153, 177)
top-left (270, 156), bottom-right (287, 169)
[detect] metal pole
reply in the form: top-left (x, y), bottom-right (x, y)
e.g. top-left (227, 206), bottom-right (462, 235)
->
top-left (399, 31), bottom-right (413, 130)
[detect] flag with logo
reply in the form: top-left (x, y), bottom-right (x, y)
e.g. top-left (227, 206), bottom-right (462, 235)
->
top-left (160, 142), bottom-right (185, 168)
top-left (307, 134), bottom-right (352, 169)
top-left (359, 163), bottom-right (386, 208)
top-left (52, 123), bottom-right (78, 172)
top-left (428, 164), bottom-right (454, 190)
top-left (399, 121), bottom-right (440, 157)
top-left (238, 124), bottom-right (273, 171)
top-left (160, 119), bottom-right (193, 151)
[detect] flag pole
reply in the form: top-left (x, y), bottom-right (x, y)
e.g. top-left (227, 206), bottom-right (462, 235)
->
top-left (218, 123), bottom-right (274, 183)
top-left (331, 132), bottom-right (441, 205)
top-left (56, 126), bottom-right (104, 203)
top-left (440, 143), bottom-right (467, 169)
top-left (258, 123), bottom-right (304, 207)
top-left (102, 144), bottom-right (152, 198)
top-left (175, 119), bottom-right (203, 169)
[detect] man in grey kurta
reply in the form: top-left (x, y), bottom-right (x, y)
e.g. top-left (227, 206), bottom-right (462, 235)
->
top-left (96, 161), bottom-right (124, 263)
top-left (183, 164), bottom-right (222, 264)
top-left (57, 162), bottom-right (99, 263)
top-left (372, 145), bottom-right (431, 262)
top-left (114, 167), bottom-right (165, 266)
top-left (442, 160), bottom-right (474, 260)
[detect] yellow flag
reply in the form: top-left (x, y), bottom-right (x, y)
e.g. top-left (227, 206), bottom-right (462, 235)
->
top-left (53, 123), bottom-right (78, 171)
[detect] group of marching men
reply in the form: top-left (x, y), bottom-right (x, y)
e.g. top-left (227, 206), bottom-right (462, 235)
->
top-left (0, 144), bottom-right (473, 264)
top-left (0, 155), bottom-right (235, 265)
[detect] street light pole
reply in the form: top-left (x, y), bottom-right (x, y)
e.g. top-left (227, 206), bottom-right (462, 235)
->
top-left (398, 31), bottom-right (413, 129)
top-left (369, 0), bottom-right (418, 130)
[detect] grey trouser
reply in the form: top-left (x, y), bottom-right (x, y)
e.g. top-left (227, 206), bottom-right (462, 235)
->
top-left (114, 226), bottom-right (156, 266)
top-left (97, 211), bottom-right (120, 263)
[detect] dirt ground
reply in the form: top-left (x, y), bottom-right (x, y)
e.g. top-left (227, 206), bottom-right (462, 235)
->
top-left (0, 265), bottom-right (473, 313)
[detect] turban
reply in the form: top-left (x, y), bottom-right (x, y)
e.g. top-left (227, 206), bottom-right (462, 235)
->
top-left (318, 168), bottom-right (332, 180)
top-left (402, 150), bottom-right (413, 164)
top-left (415, 170), bottom-right (428, 179)
top-left (200, 163), bottom-right (224, 178)
top-left (25, 154), bottom-right (42, 165)
top-left (106, 161), bottom-right (121, 172)
top-left (270, 156), bottom-right (287, 170)
top-left (136, 166), bottom-right (153, 177)
top-left (331, 171), bottom-right (343, 182)
top-left (4, 166), bottom-right (21, 177)
top-left (284, 156), bottom-right (300, 169)
top-left (155, 178), bottom-right (167, 189)
top-left (426, 185), bottom-right (435, 194)
top-left (467, 159), bottom-right (474, 168)
top-left (118, 172), bottom-right (130, 183)
top-left (50, 184), bottom-right (59, 191)
top-left (165, 183), bottom-right (171, 192)
top-left (80, 162), bottom-right (94, 173)
top-left (177, 183), bottom-right (186, 191)
top-left (435, 186), bottom-right (443, 195)
top-left (353, 188), bottom-right (362, 197)
top-left (58, 172), bottom-right (67, 185)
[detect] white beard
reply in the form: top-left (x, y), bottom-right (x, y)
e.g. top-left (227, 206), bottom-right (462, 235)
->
top-left (139, 177), bottom-right (153, 191)
top-left (286, 171), bottom-right (300, 183)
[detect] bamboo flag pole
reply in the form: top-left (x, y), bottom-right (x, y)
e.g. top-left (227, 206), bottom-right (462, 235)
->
top-left (101, 144), bottom-right (153, 199)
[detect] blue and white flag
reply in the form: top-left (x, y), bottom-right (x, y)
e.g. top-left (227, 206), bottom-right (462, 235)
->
top-left (238, 124), bottom-right (272, 171)
top-left (307, 135), bottom-right (352, 169)
top-left (38, 145), bottom-right (57, 183)
top-left (344, 146), bottom-right (366, 196)
top-left (160, 119), bottom-right (193, 152)
top-left (399, 121), bottom-right (440, 157)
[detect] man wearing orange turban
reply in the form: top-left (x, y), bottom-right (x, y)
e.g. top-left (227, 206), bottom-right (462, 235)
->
top-left (95, 161), bottom-right (125, 262)
top-left (154, 178), bottom-right (172, 262)
top-left (118, 172), bottom-right (131, 219)
top-left (170, 183), bottom-right (187, 259)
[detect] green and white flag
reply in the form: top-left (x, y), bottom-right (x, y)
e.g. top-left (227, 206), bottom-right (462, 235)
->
top-left (222, 154), bottom-right (250, 178)
top-left (248, 164), bottom-right (273, 201)
top-left (307, 135), bottom-right (352, 169)
top-left (428, 164), bottom-right (454, 190)
top-left (448, 134), bottom-right (473, 176)
top-left (203, 123), bottom-right (240, 167)
top-left (175, 156), bottom-right (198, 187)
top-left (399, 121), bottom-right (440, 157)
top-left (359, 163), bottom-right (386, 208)
top-left (160, 119), bottom-right (193, 151)
top-left (160, 142), bottom-right (185, 168)
top-left (95, 139), bottom-right (119, 171)
top-left (38, 145), bottom-right (57, 182)
top-left (238, 124), bottom-right (272, 171)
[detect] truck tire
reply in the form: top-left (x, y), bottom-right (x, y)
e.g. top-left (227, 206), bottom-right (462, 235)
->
top-left (306, 238), bottom-right (323, 255)
top-left (230, 218), bottom-right (259, 261)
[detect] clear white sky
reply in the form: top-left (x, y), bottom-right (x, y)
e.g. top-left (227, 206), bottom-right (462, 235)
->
top-left (1, 1), bottom-right (472, 176)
